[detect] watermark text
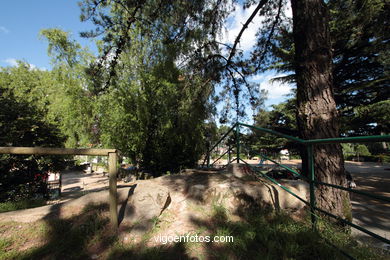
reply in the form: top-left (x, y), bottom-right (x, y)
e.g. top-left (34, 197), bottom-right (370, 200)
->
top-left (154, 234), bottom-right (234, 244)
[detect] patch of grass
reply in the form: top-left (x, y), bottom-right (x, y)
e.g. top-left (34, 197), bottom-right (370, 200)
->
top-left (196, 205), bottom-right (387, 260)
top-left (106, 241), bottom-right (189, 260)
top-left (0, 238), bottom-right (12, 252)
top-left (0, 199), bottom-right (47, 213)
top-left (0, 221), bottom-right (48, 260)
top-left (0, 203), bottom-right (115, 260)
top-left (0, 201), bottom-right (387, 260)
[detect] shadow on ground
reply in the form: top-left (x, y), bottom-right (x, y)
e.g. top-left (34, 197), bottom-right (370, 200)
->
top-left (0, 166), bottom-right (388, 260)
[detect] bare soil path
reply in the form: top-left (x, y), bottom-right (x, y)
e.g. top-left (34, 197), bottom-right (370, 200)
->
top-left (60, 170), bottom-right (110, 201)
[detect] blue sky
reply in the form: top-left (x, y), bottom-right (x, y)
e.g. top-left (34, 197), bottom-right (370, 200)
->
top-left (0, 1), bottom-right (293, 114)
top-left (0, 0), bottom-right (96, 70)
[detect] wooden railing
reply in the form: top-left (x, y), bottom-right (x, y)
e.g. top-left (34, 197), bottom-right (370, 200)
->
top-left (0, 147), bottom-right (119, 228)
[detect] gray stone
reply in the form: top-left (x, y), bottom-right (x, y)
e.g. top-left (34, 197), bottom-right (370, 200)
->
top-left (122, 181), bottom-right (171, 232)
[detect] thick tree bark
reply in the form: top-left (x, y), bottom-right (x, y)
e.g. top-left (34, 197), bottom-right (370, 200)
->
top-left (291, 0), bottom-right (351, 220)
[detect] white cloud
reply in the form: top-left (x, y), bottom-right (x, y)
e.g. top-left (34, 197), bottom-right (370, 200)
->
top-left (0, 26), bottom-right (9, 34)
top-left (253, 73), bottom-right (293, 100)
top-left (285, 1), bottom-right (292, 19)
top-left (3, 58), bottom-right (18, 66)
top-left (2, 58), bottom-right (47, 71)
top-left (219, 3), bottom-right (264, 53)
top-left (220, 1), bottom-right (292, 54)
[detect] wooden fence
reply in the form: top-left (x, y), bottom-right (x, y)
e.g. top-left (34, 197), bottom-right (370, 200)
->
top-left (0, 147), bottom-right (119, 228)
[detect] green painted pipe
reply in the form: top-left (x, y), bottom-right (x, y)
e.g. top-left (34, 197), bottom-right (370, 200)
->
top-left (238, 122), bottom-right (304, 143)
top-left (307, 145), bottom-right (317, 229)
top-left (314, 180), bottom-right (390, 203)
top-left (209, 123), bottom-right (237, 153)
top-left (210, 147), bottom-right (233, 167)
top-left (303, 135), bottom-right (390, 144)
top-left (258, 154), bottom-right (309, 181)
top-left (314, 206), bottom-right (390, 244)
top-left (236, 123), bottom-right (240, 163)
top-left (239, 159), bottom-right (310, 206)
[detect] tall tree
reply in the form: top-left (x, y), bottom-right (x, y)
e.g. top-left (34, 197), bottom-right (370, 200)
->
top-left (40, 28), bottom-right (96, 147)
top-left (78, 0), bottom-right (352, 218)
top-left (291, 0), bottom-right (350, 219)
top-left (258, 0), bottom-right (390, 136)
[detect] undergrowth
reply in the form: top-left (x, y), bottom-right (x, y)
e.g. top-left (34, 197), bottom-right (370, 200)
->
top-left (0, 202), bottom-right (387, 260)
top-left (0, 199), bottom-right (47, 213)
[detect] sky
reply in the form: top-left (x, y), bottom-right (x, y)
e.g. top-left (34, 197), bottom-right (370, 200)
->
top-left (0, 0), bottom-right (96, 70)
top-left (0, 1), bottom-right (293, 112)
top-left (218, 2), bottom-right (294, 120)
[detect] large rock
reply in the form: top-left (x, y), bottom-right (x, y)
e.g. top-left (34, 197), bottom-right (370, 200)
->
top-left (156, 166), bottom-right (309, 215)
top-left (121, 181), bottom-right (170, 231)
top-left (183, 176), bottom-right (308, 213)
top-left (226, 163), bottom-right (257, 179)
top-left (0, 164), bottom-right (308, 229)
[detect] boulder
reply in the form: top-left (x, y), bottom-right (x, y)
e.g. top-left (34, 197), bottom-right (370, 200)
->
top-left (121, 181), bottom-right (171, 233)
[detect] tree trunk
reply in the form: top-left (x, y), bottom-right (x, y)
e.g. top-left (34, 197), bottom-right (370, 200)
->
top-left (291, 0), bottom-right (351, 221)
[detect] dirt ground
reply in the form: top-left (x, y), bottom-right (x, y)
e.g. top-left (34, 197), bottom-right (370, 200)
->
top-left (254, 159), bottom-right (389, 250)
top-left (211, 158), bottom-right (390, 249)
top-left (60, 170), bottom-right (110, 201)
top-left (32, 160), bottom-right (390, 250)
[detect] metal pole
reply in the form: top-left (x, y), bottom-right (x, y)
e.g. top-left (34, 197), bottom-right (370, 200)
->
top-left (307, 144), bottom-right (317, 229)
top-left (236, 123), bottom-right (240, 163)
top-left (207, 151), bottom-right (210, 168)
top-left (228, 144), bottom-right (231, 163)
top-left (108, 152), bottom-right (118, 229)
top-left (206, 140), bottom-right (210, 168)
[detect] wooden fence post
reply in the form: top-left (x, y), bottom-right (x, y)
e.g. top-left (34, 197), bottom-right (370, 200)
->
top-left (108, 152), bottom-right (118, 229)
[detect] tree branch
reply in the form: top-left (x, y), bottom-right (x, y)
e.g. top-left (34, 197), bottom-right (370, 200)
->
top-left (226, 0), bottom-right (269, 66)
top-left (255, 0), bottom-right (283, 72)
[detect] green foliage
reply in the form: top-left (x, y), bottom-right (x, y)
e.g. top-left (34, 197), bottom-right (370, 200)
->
top-left (351, 100), bottom-right (390, 135)
top-left (248, 97), bottom-right (299, 155)
top-left (341, 143), bottom-right (390, 162)
top-left (95, 37), bottom-right (210, 174)
top-left (0, 84), bottom-right (65, 202)
top-left (42, 22), bottom-right (212, 175)
top-left (0, 53), bottom-right (94, 148)
top-left (0, 199), bottom-right (46, 213)
top-left (40, 28), bottom-right (96, 147)
top-left (257, 0), bottom-right (389, 136)
top-left (39, 29), bottom-right (83, 67)
top-left (342, 143), bottom-right (371, 157)
top-left (355, 145), bottom-right (371, 157)
top-left (2, 23), bottom-right (212, 177)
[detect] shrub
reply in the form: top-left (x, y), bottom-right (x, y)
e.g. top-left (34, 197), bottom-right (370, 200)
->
top-left (0, 89), bottom-right (65, 202)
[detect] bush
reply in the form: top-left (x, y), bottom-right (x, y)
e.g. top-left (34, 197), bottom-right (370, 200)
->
top-left (0, 198), bottom-right (46, 213)
top-left (0, 89), bottom-right (65, 202)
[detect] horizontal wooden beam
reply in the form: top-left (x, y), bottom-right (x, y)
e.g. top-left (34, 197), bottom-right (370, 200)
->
top-left (0, 147), bottom-right (117, 156)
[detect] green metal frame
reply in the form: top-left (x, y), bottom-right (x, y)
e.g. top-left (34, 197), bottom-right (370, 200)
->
top-left (210, 146), bottom-right (233, 167)
top-left (203, 121), bottom-right (390, 257)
